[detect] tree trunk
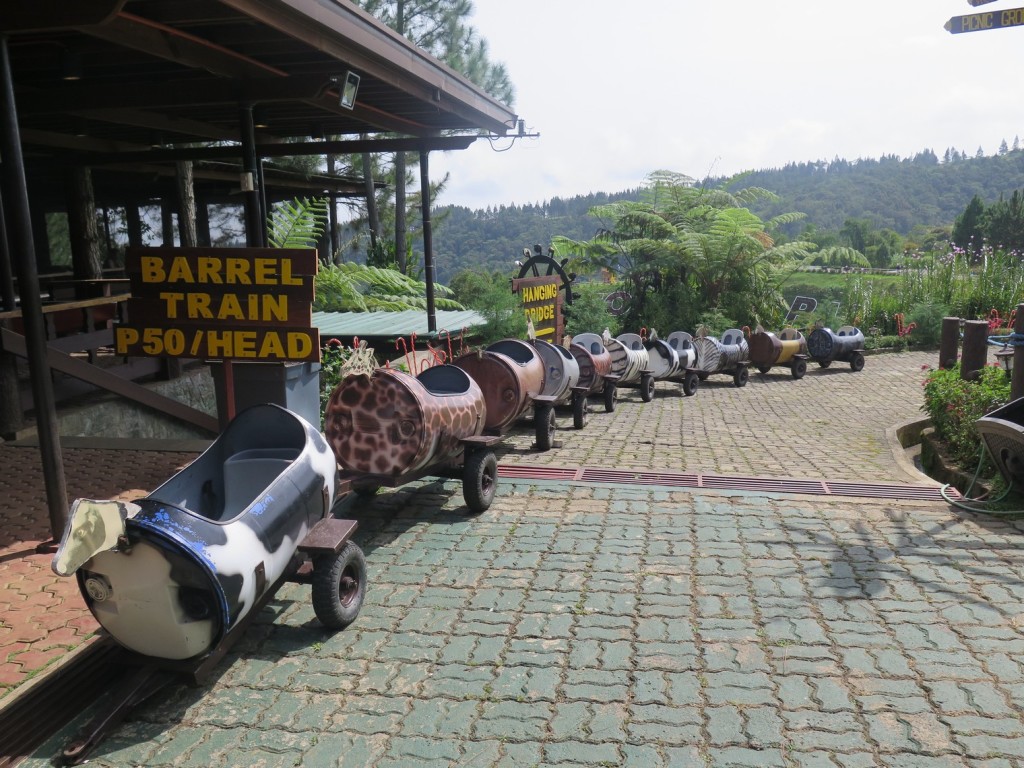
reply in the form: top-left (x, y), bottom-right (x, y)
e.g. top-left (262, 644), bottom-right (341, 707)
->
top-left (176, 161), bottom-right (198, 248)
top-left (361, 144), bottom-right (379, 258)
top-left (66, 166), bottom-right (103, 285)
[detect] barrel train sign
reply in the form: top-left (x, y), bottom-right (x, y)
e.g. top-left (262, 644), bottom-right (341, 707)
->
top-left (115, 247), bottom-right (320, 361)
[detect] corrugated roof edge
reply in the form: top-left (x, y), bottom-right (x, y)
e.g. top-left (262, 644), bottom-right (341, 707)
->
top-left (313, 309), bottom-right (486, 343)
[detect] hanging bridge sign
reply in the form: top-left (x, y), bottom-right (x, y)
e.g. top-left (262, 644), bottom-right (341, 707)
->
top-left (114, 247), bottom-right (320, 361)
top-left (945, 7), bottom-right (1024, 33)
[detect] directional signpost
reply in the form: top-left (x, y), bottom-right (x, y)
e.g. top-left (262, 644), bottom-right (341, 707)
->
top-left (946, 6), bottom-right (1024, 33)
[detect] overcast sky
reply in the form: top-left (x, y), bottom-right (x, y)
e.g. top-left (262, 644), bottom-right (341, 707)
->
top-left (430, 0), bottom-right (1024, 209)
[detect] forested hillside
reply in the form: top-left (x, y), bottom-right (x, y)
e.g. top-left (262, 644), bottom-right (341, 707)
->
top-left (432, 190), bottom-right (639, 282)
top-left (431, 146), bottom-right (1024, 281)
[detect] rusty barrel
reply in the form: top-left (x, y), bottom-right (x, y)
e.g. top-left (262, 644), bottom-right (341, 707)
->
top-left (570, 336), bottom-right (612, 395)
top-left (749, 327), bottom-right (806, 368)
top-left (324, 365), bottom-right (485, 476)
top-left (666, 331), bottom-right (697, 371)
top-left (485, 339), bottom-right (546, 399)
top-left (807, 325), bottom-right (864, 364)
top-left (646, 338), bottom-right (681, 380)
top-left (606, 334), bottom-right (649, 383)
top-left (454, 343), bottom-right (544, 433)
top-left (694, 329), bottom-right (749, 373)
top-left (532, 339), bottom-right (580, 403)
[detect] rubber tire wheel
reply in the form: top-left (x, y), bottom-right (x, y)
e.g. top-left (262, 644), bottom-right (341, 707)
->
top-left (697, 371), bottom-right (709, 381)
top-left (463, 450), bottom-right (498, 513)
top-left (603, 383), bottom-right (617, 413)
top-left (573, 394), bottom-right (588, 429)
top-left (641, 376), bottom-right (655, 403)
top-left (682, 371), bottom-right (699, 397)
top-left (312, 541), bottom-right (366, 630)
top-left (791, 359), bottom-right (807, 380)
top-left (850, 352), bottom-right (865, 372)
top-left (733, 367), bottom-right (749, 387)
top-left (758, 366), bottom-right (772, 375)
top-left (535, 404), bottom-right (556, 452)
top-left (818, 360), bottom-right (832, 369)
top-left (352, 481), bottom-right (380, 498)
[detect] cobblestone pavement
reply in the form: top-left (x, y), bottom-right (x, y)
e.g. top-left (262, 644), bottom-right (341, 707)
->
top-left (11, 349), bottom-right (1024, 767)
top-left (22, 474), bottom-right (1024, 768)
top-left (498, 350), bottom-right (935, 483)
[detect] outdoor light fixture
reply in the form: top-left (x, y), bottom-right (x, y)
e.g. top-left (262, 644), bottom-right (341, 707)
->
top-left (334, 71), bottom-right (360, 109)
top-left (252, 107), bottom-right (270, 129)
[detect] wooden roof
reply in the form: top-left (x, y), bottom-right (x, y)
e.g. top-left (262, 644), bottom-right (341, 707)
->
top-left (3, 0), bottom-right (519, 158)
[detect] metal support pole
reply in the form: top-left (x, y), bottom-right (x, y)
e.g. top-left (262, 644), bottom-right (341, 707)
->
top-left (1012, 303), bottom-right (1024, 401)
top-left (239, 105), bottom-right (263, 249)
top-left (419, 150), bottom-right (436, 334)
top-left (0, 36), bottom-right (68, 542)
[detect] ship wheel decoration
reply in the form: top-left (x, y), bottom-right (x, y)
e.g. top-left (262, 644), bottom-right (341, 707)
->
top-left (516, 245), bottom-right (574, 306)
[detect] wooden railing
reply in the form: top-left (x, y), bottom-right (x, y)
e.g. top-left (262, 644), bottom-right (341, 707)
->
top-left (0, 295), bottom-right (217, 435)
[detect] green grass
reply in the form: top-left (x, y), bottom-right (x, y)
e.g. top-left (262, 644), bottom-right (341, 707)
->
top-left (779, 270), bottom-right (901, 293)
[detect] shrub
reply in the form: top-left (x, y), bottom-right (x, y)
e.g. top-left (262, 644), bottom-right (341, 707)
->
top-left (921, 363), bottom-right (1010, 469)
top-left (564, 281), bottom-right (620, 338)
top-left (864, 334), bottom-right (908, 352)
top-left (905, 301), bottom-right (949, 347)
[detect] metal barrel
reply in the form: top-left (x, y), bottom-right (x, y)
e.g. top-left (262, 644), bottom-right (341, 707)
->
top-left (694, 329), bottom-right (749, 373)
top-left (326, 366), bottom-right (485, 475)
top-left (666, 331), bottom-right (697, 370)
top-left (607, 335), bottom-right (649, 383)
top-left (485, 339), bottom-right (546, 400)
top-left (646, 338), bottom-right (681, 380)
top-left (454, 348), bottom-right (537, 433)
top-left (57, 404), bottom-right (337, 660)
top-left (747, 329), bottom-right (782, 368)
top-left (533, 339), bottom-right (580, 402)
top-left (570, 337), bottom-right (611, 395)
top-left (807, 326), bottom-right (864, 363)
top-left (976, 397), bottom-right (1024, 489)
top-left (776, 327), bottom-right (807, 364)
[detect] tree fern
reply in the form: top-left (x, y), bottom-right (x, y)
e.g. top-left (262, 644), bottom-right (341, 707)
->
top-left (267, 197), bottom-right (328, 251)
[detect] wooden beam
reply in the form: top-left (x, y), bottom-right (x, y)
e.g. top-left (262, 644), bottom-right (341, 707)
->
top-left (1, 326), bottom-right (219, 434)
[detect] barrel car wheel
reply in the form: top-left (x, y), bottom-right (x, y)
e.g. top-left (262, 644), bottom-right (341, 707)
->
top-left (733, 367), bottom-right (749, 388)
top-left (535, 404), bottom-right (556, 452)
top-left (603, 382), bottom-right (617, 413)
top-left (697, 371), bottom-right (709, 381)
top-left (850, 352), bottom-right (865, 372)
top-left (682, 371), bottom-right (700, 397)
top-left (818, 360), bottom-right (832, 369)
top-left (791, 360), bottom-right (807, 380)
top-left (463, 450), bottom-right (498, 514)
top-left (312, 541), bottom-right (367, 630)
top-left (352, 481), bottom-right (380, 498)
top-left (641, 375), bottom-right (655, 403)
top-left (573, 394), bottom-right (588, 429)
top-left (758, 366), bottom-right (772, 375)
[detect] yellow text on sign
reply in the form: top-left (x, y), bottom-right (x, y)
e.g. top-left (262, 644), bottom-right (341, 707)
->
top-left (140, 256), bottom-right (303, 286)
top-left (115, 326), bottom-right (317, 361)
top-left (158, 292), bottom-right (288, 322)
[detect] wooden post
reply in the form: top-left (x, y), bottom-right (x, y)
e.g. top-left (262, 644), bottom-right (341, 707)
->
top-left (939, 317), bottom-right (960, 369)
top-left (1012, 303), bottom-right (1024, 401)
top-left (960, 320), bottom-right (989, 381)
